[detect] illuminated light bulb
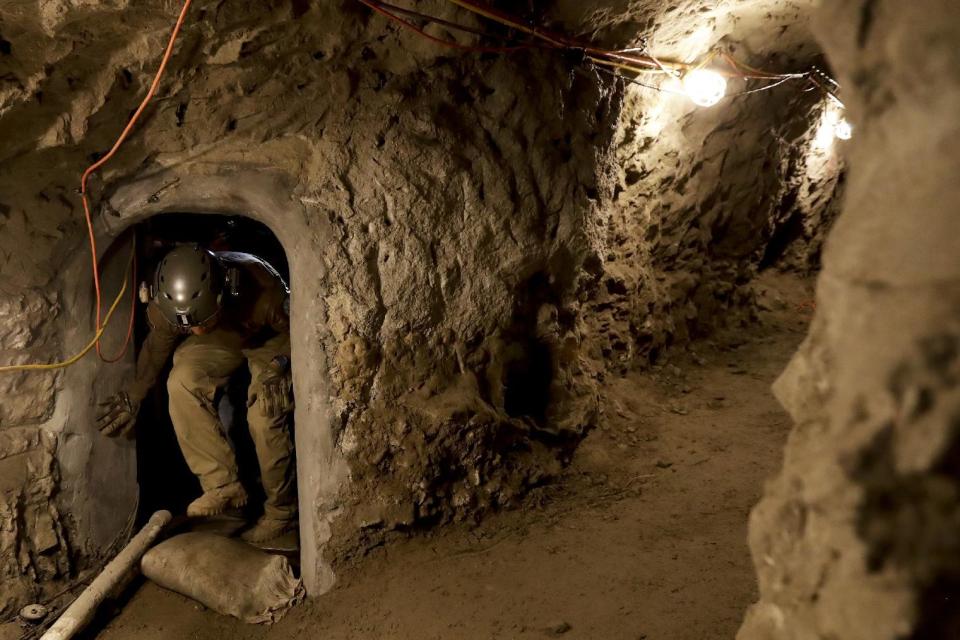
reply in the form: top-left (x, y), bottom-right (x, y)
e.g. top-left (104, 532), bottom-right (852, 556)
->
top-left (834, 117), bottom-right (853, 140)
top-left (813, 105), bottom-right (848, 151)
top-left (682, 69), bottom-right (727, 107)
top-left (813, 118), bottom-right (835, 150)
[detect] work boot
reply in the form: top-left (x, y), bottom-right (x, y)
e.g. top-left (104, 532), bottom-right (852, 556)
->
top-left (186, 482), bottom-right (248, 517)
top-left (241, 516), bottom-right (297, 544)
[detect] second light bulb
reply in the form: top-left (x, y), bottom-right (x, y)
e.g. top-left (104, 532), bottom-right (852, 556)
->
top-left (682, 69), bottom-right (727, 107)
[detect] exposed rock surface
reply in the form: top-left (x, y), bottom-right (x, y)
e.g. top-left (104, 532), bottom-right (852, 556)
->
top-left (0, 290), bottom-right (61, 426)
top-left (739, 1), bottom-right (960, 638)
top-left (0, 0), bottom-right (844, 614)
top-left (2, 0), bottom-right (614, 604)
top-left (555, 0), bottom-right (843, 369)
top-left (0, 429), bottom-right (71, 619)
top-left (0, 286), bottom-right (65, 612)
top-left (589, 86), bottom-right (841, 370)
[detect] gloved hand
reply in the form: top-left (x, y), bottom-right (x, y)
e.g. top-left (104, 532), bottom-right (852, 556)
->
top-left (97, 391), bottom-right (140, 438)
top-left (249, 357), bottom-right (293, 419)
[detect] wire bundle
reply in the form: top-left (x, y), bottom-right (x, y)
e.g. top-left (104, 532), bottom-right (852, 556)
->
top-left (1, 0), bottom-right (844, 375)
top-left (0, 1), bottom-right (192, 373)
top-left (358, 0), bottom-right (842, 103)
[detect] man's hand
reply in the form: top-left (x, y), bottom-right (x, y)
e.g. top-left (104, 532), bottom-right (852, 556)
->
top-left (250, 357), bottom-right (293, 419)
top-left (97, 391), bottom-right (140, 438)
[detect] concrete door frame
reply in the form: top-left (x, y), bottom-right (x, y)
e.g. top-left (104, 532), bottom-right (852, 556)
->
top-left (83, 166), bottom-right (347, 595)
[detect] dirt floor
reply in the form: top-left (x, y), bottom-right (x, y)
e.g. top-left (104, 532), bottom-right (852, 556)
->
top-left (6, 272), bottom-right (813, 640)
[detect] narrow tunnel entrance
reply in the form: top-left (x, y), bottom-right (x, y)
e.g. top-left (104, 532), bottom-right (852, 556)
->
top-left (121, 213), bottom-right (294, 551)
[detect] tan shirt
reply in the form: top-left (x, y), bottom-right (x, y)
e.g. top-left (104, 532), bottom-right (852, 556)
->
top-left (127, 252), bottom-right (290, 402)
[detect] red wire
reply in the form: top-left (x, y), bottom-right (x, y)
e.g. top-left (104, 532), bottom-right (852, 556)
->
top-left (439, 0), bottom-right (816, 82)
top-left (363, 0), bottom-right (680, 72)
top-left (445, 0), bottom-right (572, 48)
top-left (85, 0), bottom-right (193, 361)
top-left (357, 0), bottom-right (532, 54)
top-left (375, 0), bottom-right (532, 44)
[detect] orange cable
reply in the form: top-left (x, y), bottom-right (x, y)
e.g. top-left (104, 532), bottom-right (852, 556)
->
top-left (83, 0), bottom-right (193, 361)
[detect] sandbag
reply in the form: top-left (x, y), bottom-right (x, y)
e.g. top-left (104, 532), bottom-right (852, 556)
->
top-left (141, 531), bottom-right (304, 624)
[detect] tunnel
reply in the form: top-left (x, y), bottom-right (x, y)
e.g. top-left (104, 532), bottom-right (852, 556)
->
top-left (0, 0), bottom-right (958, 639)
top-left (107, 214), bottom-right (294, 536)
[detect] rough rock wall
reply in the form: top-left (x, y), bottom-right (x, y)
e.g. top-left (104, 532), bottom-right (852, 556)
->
top-left (0, 0), bottom-right (613, 605)
top-left (761, 106), bottom-right (846, 274)
top-left (301, 47), bottom-right (612, 553)
top-left (739, 1), bottom-right (960, 638)
top-left (590, 86), bottom-right (837, 370)
top-left (0, 431), bottom-right (71, 619)
top-left (0, 29), bottom-right (71, 604)
top-left (0, 249), bottom-right (69, 613)
top-left (553, 0), bottom-right (845, 370)
top-left (0, 292), bottom-right (61, 427)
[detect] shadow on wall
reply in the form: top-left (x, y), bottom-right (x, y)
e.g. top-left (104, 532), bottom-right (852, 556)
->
top-left (499, 272), bottom-right (556, 426)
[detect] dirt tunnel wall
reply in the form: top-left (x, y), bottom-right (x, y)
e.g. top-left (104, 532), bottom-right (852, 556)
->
top-left (739, 1), bottom-right (960, 638)
top-left (0, 0), bottom-right (903, 627)
top-left (0, 1), bottom-right (616, 610)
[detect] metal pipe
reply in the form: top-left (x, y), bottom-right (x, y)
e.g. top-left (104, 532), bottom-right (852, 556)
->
top-left (40, 510), bottom-right (172, 640)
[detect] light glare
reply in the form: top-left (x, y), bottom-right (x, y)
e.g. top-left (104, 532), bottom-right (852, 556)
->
top-left (813, 105), bottom-right (852, 151)
top-left (682, 69), bottom-right (727, 107)
top-left (834, 118), bottom-right (853, 140)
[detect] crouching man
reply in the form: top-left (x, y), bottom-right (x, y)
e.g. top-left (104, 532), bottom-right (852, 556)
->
top-left (97, 244), bottom-right (296, 545)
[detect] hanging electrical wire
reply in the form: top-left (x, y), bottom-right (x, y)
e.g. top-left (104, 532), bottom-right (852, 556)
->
top-left (0, 242), bottom-right (134, 373)
top-left (82, 0), bottom-right (193, 363)
top-left (730, 75), bottom-right (801, 97)
top-left (357, 0), bottom-right (534, 53)
top-left (0, 1), bottom-right (191, 376)
top-left (593, 65), bottom-right (684, 96)
top-left (357, 0), bottom-right (845, 108)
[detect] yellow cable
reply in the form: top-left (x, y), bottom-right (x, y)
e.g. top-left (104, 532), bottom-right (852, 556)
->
top-left (0, 253), bottom-right (133, 373)
top-left (692, 49), bottom-right (719, 71)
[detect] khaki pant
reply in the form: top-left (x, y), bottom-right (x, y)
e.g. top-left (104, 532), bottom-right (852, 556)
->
top-left (167, 329), bottom-right (295, 520)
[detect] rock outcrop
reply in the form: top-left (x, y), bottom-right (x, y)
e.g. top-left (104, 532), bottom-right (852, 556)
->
top-left (740, 1), bottom-right (960, 638)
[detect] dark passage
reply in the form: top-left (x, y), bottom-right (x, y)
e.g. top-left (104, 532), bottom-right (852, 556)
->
top-left (131, 213), bottom-right (289, 525)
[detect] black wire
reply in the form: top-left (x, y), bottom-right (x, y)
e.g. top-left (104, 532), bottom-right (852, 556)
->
top-left (598, 63), bottom-right (813, 100)
top-left (371, 0), bottom-right (544, 48)
top-left (728, 75), bottom-right (802, 96)
top-left (806, 75), bottom-right (846, 107)
top-left (593, 64), bottom-right (672, 94)
top-left (596, 64), bottom-right (693, 96)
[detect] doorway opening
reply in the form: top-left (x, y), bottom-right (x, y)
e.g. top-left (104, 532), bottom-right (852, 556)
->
top-left (124, 212), bottom-right (295, 551)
